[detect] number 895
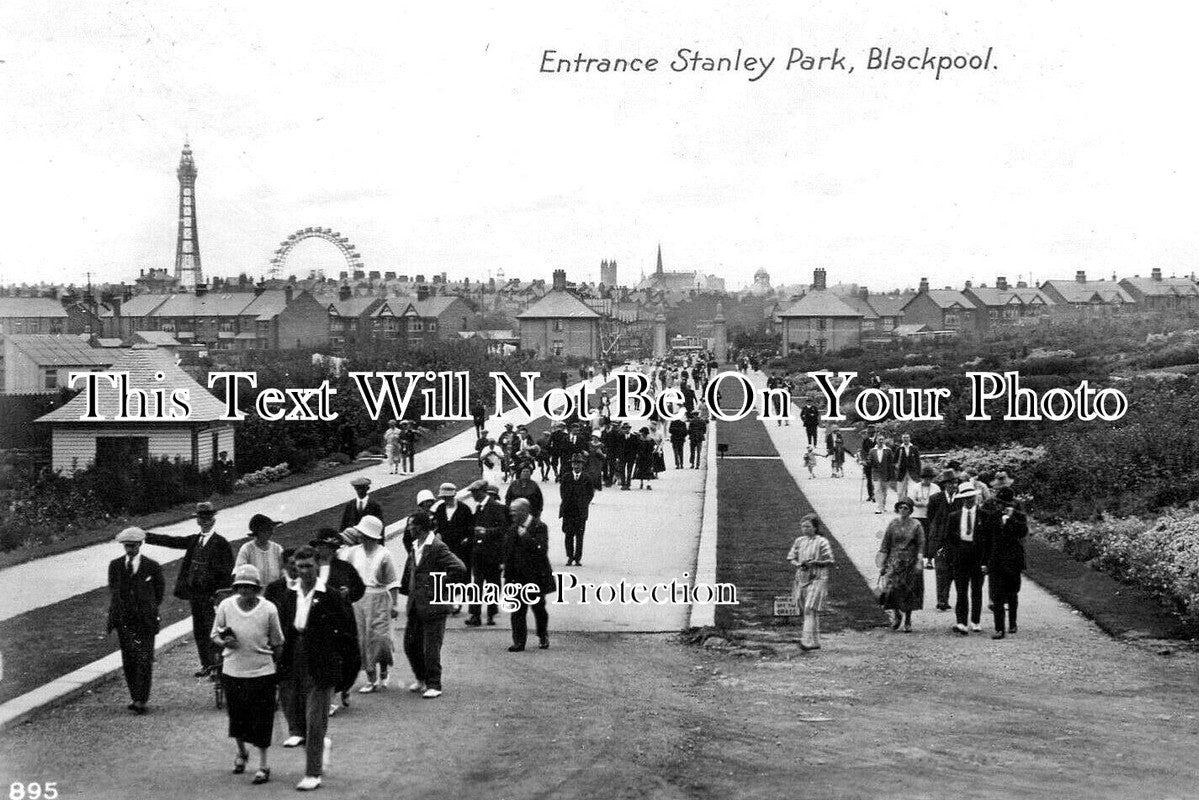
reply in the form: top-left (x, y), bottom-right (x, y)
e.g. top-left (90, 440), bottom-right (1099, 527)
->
top-left (10, 783), bottom-right (58, 800)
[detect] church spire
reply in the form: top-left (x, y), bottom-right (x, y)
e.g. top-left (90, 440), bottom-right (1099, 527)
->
top-left (174, 141), bottom-right (203, 288)
top-left (656, 243), bottom-right (663, 276)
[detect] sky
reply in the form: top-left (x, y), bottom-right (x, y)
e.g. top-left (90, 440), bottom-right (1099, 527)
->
top-left (1, 2), bottom-right (1196, 292)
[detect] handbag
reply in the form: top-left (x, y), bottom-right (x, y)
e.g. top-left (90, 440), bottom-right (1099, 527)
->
top-left (876, 572), bottom-right (892, 607)
top-left (654, 451), bottom-right (666, 472)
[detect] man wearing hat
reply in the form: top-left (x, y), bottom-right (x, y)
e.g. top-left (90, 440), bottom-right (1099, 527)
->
top-left (923, 468), bottom-right (956, 612)
top-left (107, 527), bottom-right (164, 714)
top-left (548, 421), bottom-right (569, 481)
top-left (339, 477), bottom-right (384, 532)
top-left (559, 452), bottom-right (596, 567)
top-left (145, 502), bottom-right (234, 676)
top-left (235, 514), bottom-right (285, 587)
top-left (465, 480), bottom-right (508, 626)
top-left (399, 511), bottom-right (467, 697)
top-left (432, 484), bottom-right (474, 592)
top-left (944, 480), bottom-right (985, 634)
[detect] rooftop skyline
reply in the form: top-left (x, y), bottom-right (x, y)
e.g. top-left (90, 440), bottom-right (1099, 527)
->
top-left (1, 2), bottom-right (1195, 291)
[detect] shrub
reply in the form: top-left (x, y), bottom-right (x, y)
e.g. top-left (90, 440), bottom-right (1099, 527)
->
top-left (327, 452), bottom-right (353, 465)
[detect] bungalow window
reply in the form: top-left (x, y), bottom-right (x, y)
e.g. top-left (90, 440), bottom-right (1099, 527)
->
top-left (944, 312), bottom-right (959, 327)
top-left (816, 318), bottom-right (827, 331)
top-left (553, 320), bottom-right (564, 332)
top-left (49, 320), bottom-right (64, 334)
top-left (428, 320), bottom-right (438, 332)
top-left (43, 368), bottom-right (58, 390)
top-left (160, 322), bottom-right (176, 332)
top-left (1003, 307), bottom-right (1018, 319)
top-left (219, 320), bottom-right (235, 333)
top-left (552, 339), bottom-right (564, 356)
top-left (96, 436), bottom-right (150, 466)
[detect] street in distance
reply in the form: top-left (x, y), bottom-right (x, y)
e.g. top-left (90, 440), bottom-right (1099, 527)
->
top-left (540, 47), bottom-right (996, 81)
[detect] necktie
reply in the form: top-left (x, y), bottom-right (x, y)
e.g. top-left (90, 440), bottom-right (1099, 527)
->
top-left (126, 557), bottom-right (134, 577)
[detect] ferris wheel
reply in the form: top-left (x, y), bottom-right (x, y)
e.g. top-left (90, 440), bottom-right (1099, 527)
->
top-left (269, 227), bottom-right (365, 278)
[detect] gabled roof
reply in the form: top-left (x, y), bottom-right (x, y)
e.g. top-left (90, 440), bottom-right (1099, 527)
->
top-left (965, 286), bottom-right (1056, 307)
top-left (37, 346), bottom-right (229, 424)
top-left (516, 291), bottom-right (601, 319)
top-left (1119, 276), bottom-right (1199, 298)
top-left (0, 297), bottom-right (69, 318)
top-left (4, 334), bottom-right (114, 367)
top-left (913, 290), bottom-right (979, 310)
top-left (326, 296), bottom-right (382, 317)
top-left (865, 294), bottom-right (911, 317)
top-left (777, 291), bottom-right (863, 318)
top-left (1040, 279), bottom-right (1135, 304)
top-left (119, 294), bottom-right (172, 317)
top-left (240, 290), bottom-right (291, 320)
top-left (149, 292), bottom-right (258, 318)
top-left (414, 296), bottom-right (465, 318)
top-left (837, 295), bottom-right (880, 320)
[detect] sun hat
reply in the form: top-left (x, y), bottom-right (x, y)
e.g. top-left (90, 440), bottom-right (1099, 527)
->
top-left (438, 482), bottom-right (457, 498)
top-left (353, 515), bottom-right (385, 541)
top-left (231, 564), bottom-right (262, 588)
top-left (416, 489), bottom-right (437, 506)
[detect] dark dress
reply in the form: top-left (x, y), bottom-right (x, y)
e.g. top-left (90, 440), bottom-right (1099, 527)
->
top-left (879, 517), bottom-right (925, 612)
top-left (633, 438), bottom-right (656, 481)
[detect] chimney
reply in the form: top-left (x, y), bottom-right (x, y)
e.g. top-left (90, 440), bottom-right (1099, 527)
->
top-left (416, 285), bottom-right (430, 302)
top-left (253, 281), bottom-right (266, 297)
top-left (1016, 280), bottom-right (1028, 289)
top-left (859, 286), bottom-right (869, 300)
top-left (919, 277), bottom-right (930, 293)
top-left (996, 276), bottom-right (1008, 291)
top-left (964, 280), bottom-right (972, 289)
top-left (384, 271), bottom-right (396, 281)
top-left (812, 268), bottom-right (827, 291)
top-left (110, 297), bottom-right (122, 318)
top-left (1075, 270), bottom-right (1086, 283)
top-left (1151, 267), bottom-right (1163, 282)
top-left (339, 271), bottom-right (349, 281)
top-left (353, 270), bottom-right (365, 281)
top-left (368, 271), bottom-right (380, 281)
top-left (415, 274), bottom-right (426, 284)
top-left (552, 269), bottom-right (567, 291)
top-left (284, 286), bottom-right (293, 304)
top-left (194, 283), bottom-right (209, 298)
top-left (338, 284), bottom-right (352, 302)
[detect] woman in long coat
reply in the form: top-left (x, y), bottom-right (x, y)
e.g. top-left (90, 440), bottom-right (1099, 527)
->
top-left (633, 427), bottom-right (656, 490)
top-left (585, 434), bottom-right (606, 492)
top-left (877, 497), bottom-right (925, 632)
top-left (980, 486), bottom-right (1028, 639)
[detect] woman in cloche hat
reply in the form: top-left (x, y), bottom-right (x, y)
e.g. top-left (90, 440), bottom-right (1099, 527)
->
top-left (211, 564), bottom-right (285, 785)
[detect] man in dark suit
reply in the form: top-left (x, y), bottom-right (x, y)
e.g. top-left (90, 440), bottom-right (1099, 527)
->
top-left (559, 453), bottom-right (596, 566)
top-left (339, 477), bottom-right (384, 531)
top-left (144, 501), bottom-right (233, 676)
top-left (859, 427), bottom-right (876, 502)
top-left (687, 413), bottom-right (707, 469)
top-left (432, 482), bottom-right (474, 573)
top-left (399, 511), bottom-right (467, 698)
top-left (944, 482), bottom-right (985, 635)
top-left (277, 546), bottom-right (361, 792)
top-left (895, 433), bottom-right (923, 498)
top-left (465, 480), bottom-right (508, 627)
top-left (503, 498), bottom-right (555, 652)
top-left (925, 469), bottom-right (959, 611)
top-left (979, 486), bottom-right (1028, 639)
top-left (668, 417), bottom-right (689, 469)
top-left (799, 400), bottom-right (819, 446)
top-left (309, 530), bottom-right (367, 604)
top-left (618, 422), bottom-right (639, 487)
top-left (107, 527), bottom-right (164, 714)
top-left (866, 437), bottom-right (897, 515)
top-left (548, 421), bottom-right (568, 481)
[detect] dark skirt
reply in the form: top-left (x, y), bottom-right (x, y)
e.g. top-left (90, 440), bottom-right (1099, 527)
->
top-left (881, 559), bottom-right (925, 612)
top-left (221, 674), bottom-right (277, 748)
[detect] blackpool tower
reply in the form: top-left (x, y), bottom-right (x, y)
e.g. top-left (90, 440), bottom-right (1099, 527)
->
top-left (173, 141), bottom-right (203, 287)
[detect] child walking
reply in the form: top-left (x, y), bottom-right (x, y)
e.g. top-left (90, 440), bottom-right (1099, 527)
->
top-left (803, 446), bottom-right (818, 478)
top-left (786, 513), bottom-right (835, 651)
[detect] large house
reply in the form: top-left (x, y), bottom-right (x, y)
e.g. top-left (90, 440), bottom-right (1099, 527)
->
top-left (1039, 271), bottom-right (1135, 316)
top-left (118, 286), bottom-right (328, 349)
top-left (36, 345), bottom-right (235, 475)
top-left (777, 291), bottom-right (864, 353)
top-left (1118, 268), bottom-right (1199, 312)
top-left (962, 277), bottom-right (1056, 330)
top-left (1, 335), bottom-right (115, 395)
top-left (0, 296), bottom-right (71, 335)
top-left (900, 280), bottom-right (983, 335)
top-left (517, 272), bottom-right (601, 358)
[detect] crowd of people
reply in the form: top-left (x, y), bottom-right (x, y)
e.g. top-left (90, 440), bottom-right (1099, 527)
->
top-left (788, 419), bottom-right (1029, 652)
top-left (103, 355), bottom-right (715, 791)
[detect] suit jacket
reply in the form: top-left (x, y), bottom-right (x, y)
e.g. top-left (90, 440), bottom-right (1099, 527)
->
top-left (559, 470), bottom-right (596, 521)
top-left (277, 582), bottom-right (361, 689)
top-left (472, 498), bottom-right (510, 562)
top-left (895, 444), bottom-right (923, 480)
top-left (340, 496), bottom-right (385, 531)
top-left (107, 555), bottom-right (165, 635)
top-left (866, 447), bottom-right (897, 483)
top-left (943, 502), bottom-right (983, 550)
top-left (978, 503), bottom-right (1028, 574)
top-left (926, 488), bottom-right (956, 553)
top-left (433, 500), bottom-right (474, 563)
top-left (144, 530), bottom-right (233, 601)
top-left (399, 535), bottom-right (468, 619)
top-left (799, 405), bottom-right (819, 428)
top-left (501, 519), bottom-right (555, 594)
top-left (668, 420), bottom-right (689, 442)
top-left (687, 419), bottom-right (707, 442)
top-left (325, 558), bottom-right (366, 604)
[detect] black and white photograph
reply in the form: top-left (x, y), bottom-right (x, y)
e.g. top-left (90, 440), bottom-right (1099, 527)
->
top-left (2, 3), bottom-right (1198, 798)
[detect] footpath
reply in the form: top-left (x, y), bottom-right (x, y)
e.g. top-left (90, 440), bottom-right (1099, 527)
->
top-left (0, 372), bottom-right (663, 713)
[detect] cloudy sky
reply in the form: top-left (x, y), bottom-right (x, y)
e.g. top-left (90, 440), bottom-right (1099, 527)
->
top-left (1, 2), bottom-right (1195, 291)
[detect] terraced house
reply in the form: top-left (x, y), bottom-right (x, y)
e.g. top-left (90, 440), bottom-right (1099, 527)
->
top-left (1118, 268), bottom-right (1199, 312)
top-left (962, 276), bottom-right (1056, 330)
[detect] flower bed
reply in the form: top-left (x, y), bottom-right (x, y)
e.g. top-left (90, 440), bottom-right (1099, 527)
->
top-left (233, 462), bottom-right (291, 490)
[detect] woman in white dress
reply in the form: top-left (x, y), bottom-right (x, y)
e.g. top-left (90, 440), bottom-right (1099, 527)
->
top-left (478, 439), bottom-right (505, 488)
top-left (383, 420), bottom-right (402, 475)
top-left (343, 516), bottom-right (401, 692)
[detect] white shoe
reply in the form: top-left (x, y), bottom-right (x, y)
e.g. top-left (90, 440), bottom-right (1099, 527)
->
top-left (282, 736), bottom-right (304, 748)
top-left (408, 681), bottom-right (426, 693)
top-left (328, 703), bottom-right (340, 717)
top-left (422, 688), bottom-right (443, 699)
top-left (378, 673), bottom-right (391, 689)
top-left (322, 737), bottom-right (332, 769)
top-left (296, 776), bottom-right (322, 791)
top-left (358, 682), bottom-right (378, 694)
top-left (969, 623), bottom-right (983, 632)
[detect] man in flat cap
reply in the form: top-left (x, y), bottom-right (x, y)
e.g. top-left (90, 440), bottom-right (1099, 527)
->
top-left (559, 452), bottom-right (596, 567)
top-left (107, 527), bottom-right (164, 714)
top-left (465, 480), bottom-right (508, 627)
top-left (144, 501), bottom-right (233, 677)
top-left (400, 511), bottom-right (467, 697)
top-left (339, 477), bottom-right (384, 532)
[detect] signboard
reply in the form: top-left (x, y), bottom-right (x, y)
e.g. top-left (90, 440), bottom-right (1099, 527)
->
top-left (773, 595), bottom-right (799, 617)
